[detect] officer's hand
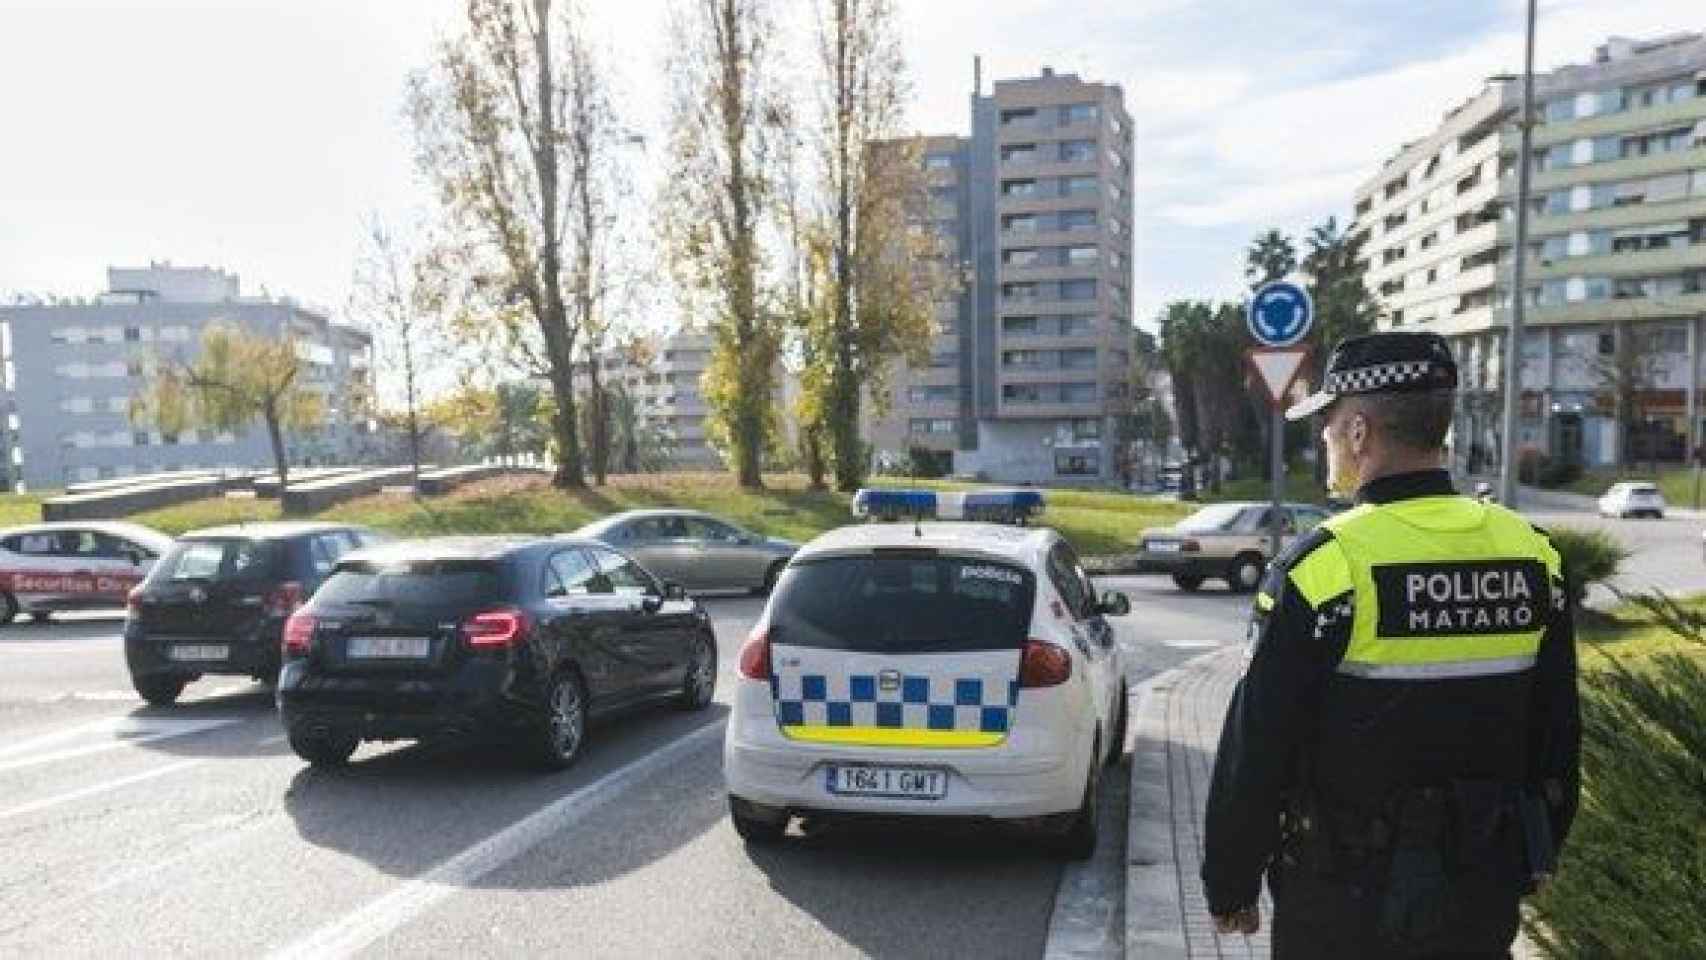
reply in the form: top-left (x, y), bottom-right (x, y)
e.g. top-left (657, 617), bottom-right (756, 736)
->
top-left (1212, 904), bottom-right (1261, 935)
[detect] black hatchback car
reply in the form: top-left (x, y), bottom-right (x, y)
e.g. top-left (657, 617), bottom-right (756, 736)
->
top-left (125, 522), bottom-right (384, 706)
top-left (275, 536), bottom-right (718, 769)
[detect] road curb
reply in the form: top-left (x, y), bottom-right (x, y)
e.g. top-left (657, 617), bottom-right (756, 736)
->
top-left (1123, 649), bottom-right (1232, 960)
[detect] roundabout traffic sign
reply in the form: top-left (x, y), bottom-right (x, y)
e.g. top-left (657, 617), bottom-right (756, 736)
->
top-left (1247, 280), bottom-right (1314, 347)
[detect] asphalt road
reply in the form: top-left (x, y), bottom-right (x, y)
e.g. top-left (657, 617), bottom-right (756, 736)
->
top-left (0, 500), bottom-right (1691, 959)
top-left (0, 575), bottom-right (1249, 960)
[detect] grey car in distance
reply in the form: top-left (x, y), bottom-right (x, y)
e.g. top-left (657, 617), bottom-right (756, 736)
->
top-left (571, 510), bottom-right (798, 595)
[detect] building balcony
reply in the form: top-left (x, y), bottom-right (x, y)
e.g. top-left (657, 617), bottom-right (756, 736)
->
top-left (1528, 96), bottom-right (1706, 151)
top-left (998, 263), bottom-right (1104, 282)
top-left (995, 400), bottom-right (1106, 419)
top-left (1522, 244), bottom-right (1706, 282)
top-left (1000, 227), bottom-right (1107, 249)
top-left (1528, 146), bottom-right (1706, 194)
top-left (1524, 195), bottom-right (1706, 237)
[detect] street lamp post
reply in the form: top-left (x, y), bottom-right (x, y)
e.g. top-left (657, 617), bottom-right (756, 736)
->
top-left (1498, 0), bottom-right (1538, 508)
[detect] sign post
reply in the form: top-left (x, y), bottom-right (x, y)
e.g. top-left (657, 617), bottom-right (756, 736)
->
top-left (1247, 281), bottom-right (1315, 564)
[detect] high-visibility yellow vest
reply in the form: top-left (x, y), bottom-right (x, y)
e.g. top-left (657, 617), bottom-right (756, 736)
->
top-left (1284, 496), bottom-right (1561, 680)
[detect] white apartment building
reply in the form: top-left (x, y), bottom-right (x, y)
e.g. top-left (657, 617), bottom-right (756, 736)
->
top-left (1354, 34), bottom-right (1706, 469)
top-left (0, 264), bottom-right (373, 489)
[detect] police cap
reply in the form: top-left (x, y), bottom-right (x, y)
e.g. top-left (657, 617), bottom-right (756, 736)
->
top-left (1285, 331), bottom-right (1458, 421)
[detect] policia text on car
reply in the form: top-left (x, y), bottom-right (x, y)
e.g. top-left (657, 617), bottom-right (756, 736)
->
top-left (1201, 332), bottom-right (1581, 958)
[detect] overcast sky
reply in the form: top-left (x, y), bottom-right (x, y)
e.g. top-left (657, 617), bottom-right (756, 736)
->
top-left (2, 0), bottom-right (1701, 345)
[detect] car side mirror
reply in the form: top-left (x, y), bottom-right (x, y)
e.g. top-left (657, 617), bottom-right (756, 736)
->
top-left (1098, 591), bottom-right (1131, 617)
top-left (123, 550), bottom-right (144, 567)
top-left (663, 582), bottom-right (688, 601)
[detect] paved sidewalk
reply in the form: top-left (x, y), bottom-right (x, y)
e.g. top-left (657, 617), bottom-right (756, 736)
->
top-left (1125, 647), bottom-right (1542, 960)
top-left (1126, 647), bottom-right (1269, 959)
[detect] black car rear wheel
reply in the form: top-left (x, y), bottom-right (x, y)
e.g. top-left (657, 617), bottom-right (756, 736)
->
top-left (289, 723), bottom-right (360, 767)
top-left (1171, 573), bottom-right (1204, 592)
top-left (0, 592), bottom-right (16, 625)
top-left (29, 610), bottom-right (51, 624)
top-left (531, 671), bottom-right (588, 770)
top-left (132, 673), bottom-right (187, 707)
top-left (676, 633), bottom-right (717, 711)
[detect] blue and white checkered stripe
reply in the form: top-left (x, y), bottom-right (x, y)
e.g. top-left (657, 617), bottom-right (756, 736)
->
top-left (772, 671), bottom-right (1020, 734)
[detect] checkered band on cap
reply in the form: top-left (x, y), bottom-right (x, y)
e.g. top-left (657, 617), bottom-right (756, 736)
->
top-left (1325, 359), bottom-right (1440, 395)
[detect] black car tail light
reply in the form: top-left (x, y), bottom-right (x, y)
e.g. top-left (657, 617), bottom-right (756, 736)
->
top-left (463, 608), bottom-right (529, 650)
top-left (266, 581), bottom-right (305, 618)
top-left (283, 612), bottom-right (317, 657)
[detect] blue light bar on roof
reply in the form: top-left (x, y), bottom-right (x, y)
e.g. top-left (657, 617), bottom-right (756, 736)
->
top-left (851, 488), bottom-right (1045, 524)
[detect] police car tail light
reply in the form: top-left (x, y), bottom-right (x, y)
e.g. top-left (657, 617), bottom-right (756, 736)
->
top-left (1179, 539), bottom-right (1201, 553)
top-left (266, 581), bottom-right (305, 618)
top-left (1019, 638), bottom-right (1072, 688)
top-left (282, 611), bottom-right (317, 657)
top-left (738, 627), bottom-right (772, 681)
top-left (463, 607), bottom-right (528, 650)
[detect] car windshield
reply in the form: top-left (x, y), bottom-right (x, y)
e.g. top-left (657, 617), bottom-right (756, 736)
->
top-left (769, 552), bottom-right (1035, 653)
top-left (156, 538), bottom-right (280, 583)
top-left (316, 558), bottom-right (501, 607)
top-left (1175, 504), bottom-right (1250, 533)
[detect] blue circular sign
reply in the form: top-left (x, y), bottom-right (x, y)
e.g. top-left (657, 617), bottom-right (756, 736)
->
top-left (1247, 281), bottom-right (1314, 347)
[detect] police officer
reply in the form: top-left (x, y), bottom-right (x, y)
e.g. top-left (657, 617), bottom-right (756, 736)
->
top-left (1201, 332), bottom-right (1581, 958)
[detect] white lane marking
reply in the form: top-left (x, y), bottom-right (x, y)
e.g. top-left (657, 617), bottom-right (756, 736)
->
top-left (0, 730), bottom-right (293, 819)
top-left (0, 759), bottom-right (204, 821)
top-left (269, 720), bottom-right (726, 960)
top-left (35, 690), bottom-right (141, 703)
top-left (0, 716), bottom-right (245, 773)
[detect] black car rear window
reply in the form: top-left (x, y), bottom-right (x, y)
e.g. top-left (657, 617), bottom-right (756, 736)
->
top-left (157, 538), bottom-right (281, 583)
top-left (316, 558), bottom-right (502, 607)
top-left (768, 552), bottom-right (1035, 653)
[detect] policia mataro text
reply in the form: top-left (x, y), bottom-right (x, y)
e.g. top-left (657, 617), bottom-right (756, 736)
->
top-left (1200, 332), bottom-right (1581, 958)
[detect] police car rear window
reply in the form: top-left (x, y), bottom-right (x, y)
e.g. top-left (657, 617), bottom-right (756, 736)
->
top-left (768, 553), bottom-right (1035, 653)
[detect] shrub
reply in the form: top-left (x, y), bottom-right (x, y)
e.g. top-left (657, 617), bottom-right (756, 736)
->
top-left (1546, 527), bottom-right (1628, 607)
top-left (1536, 458), bottom-right (1583, 489)
top-left (1526, 593), bottom-right (1706, 957)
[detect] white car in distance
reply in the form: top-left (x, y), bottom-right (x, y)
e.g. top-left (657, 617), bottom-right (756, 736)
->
top-left (1598, 481), bottom-right (1666, 519)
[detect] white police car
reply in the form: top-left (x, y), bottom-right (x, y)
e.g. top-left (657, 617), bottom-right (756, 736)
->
top-left (723, 489), bottom-right (1132, 858)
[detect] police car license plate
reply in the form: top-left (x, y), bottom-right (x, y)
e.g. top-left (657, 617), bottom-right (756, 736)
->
top-left (170, 643), bottom-right (229, 662)
top-left (826, 765), bottom-right (946, 800)
top-left (347, 636), bottom-right (430, 659)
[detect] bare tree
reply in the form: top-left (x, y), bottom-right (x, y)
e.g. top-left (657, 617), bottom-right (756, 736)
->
top-left (659, 0), bottom-right (786, 489)
top-left (350, 214), bottom-right (449, 493)
top-left (806, 0), bottom-right (941, 492)
top-left (408, 0), bottom-right (624, 489)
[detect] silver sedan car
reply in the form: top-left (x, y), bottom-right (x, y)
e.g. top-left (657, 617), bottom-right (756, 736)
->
top-left (571, 510), bottom-right (798, 595)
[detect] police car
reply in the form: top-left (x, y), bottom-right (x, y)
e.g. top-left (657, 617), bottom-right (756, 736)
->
top-left (723, 489), bottom-right (1132, 859)
top-left (0, 521), bottom-right (174, 624)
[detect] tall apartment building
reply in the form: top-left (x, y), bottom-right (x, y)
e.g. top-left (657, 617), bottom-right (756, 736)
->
top-left (0, 264), bottom-right (373, 489)
top-left (591, 331), bottom-right (721, 470)
top-left (1354, 34), bottom-right (1706, 469)
top-left (872, 66), bottom-right (1136, 485)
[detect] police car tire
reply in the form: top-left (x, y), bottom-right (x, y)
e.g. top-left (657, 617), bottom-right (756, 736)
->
top-left (729, 796), bottom-right (786, 844)
top-left (0, 592), bottom-right (16, 626)
top-left (1106, 690), bottom-right (1129, 768)
top-left (1171, 574), bottom-right (1204, 592)
top-left (1055, 740), bottom-right (1100, 860)
top-left (132, 674), bottom-right (187, 707)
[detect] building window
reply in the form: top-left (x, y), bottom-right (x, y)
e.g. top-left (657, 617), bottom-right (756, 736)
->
top-left (1059, 139), bottom-right (1097, 163)
top-left (1419, 231), bottom-right (1439, 250)
top-left (1065, 245), bottom-right (1100, 265)
top-left (909, 418), bottom-right (956, 436)
top-left (1002, 282), bottom-right (1039, 302)
top-left (924, 152), bottom-right (955, 169)
top-left (1059, 279), bottom-right (1097, 301)
top-left (1003, 384), bottom-right (1041, 404)
top-left (928, 352), bottom-right (959, 369)
top-left (1002, 214), bottom-right (1039, 233)
top-left (1060, 348), bottom-right (1098, 369)
top-left (1003, 316), bottom-right (1039, 335)
top-left (134, 430), bottom-right (150, 447)
top-left (1059, 209), bottom-right (1097, 231)
top-left (1001, 144), bottom-right (1039, 165)
top-left (61, 395), bottom-right (94, 414)
top-left (1003, 248), bottom-right (1041, 266)
top-left (1000, 108), bottom-right (1037, 127)
top-left (1002, 350), bottom-right (1046, 368)
top-left (1060, 382), bottom-right (1096, 403)
top-left (1069, 417), bottom-right (1101, 440)
top-left (1001, 178), bottom-right (1038, 198)
top-left (53, 327), bottom-right (89, 345)
top-left (1055, 452), bottom-right (1099, 476)
top-left (1059, 315), bottom-right (1096, 336)
top-left (1063, 103), bottom-right (1100, 124)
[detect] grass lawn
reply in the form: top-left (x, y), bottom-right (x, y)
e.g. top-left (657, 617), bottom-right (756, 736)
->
top-left (0, 493), bottom-right (46, 527)
top-left (128, 473), bottom-right (1191, 558)
top-left (1576, 594), bottom-right (1706, 675)
top-left (1198, 465), bottom-right (1329, 505)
